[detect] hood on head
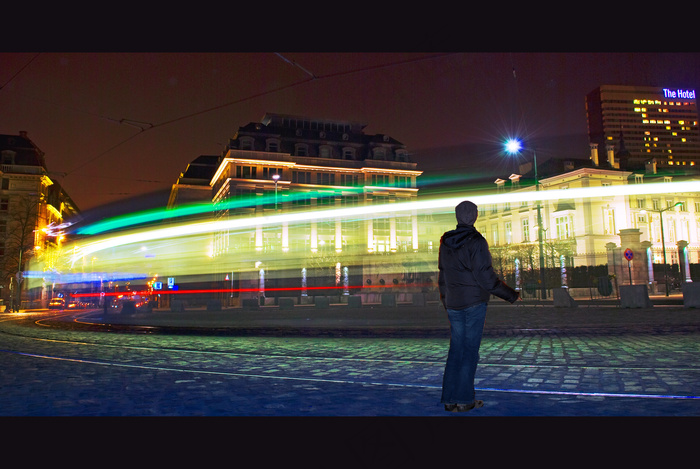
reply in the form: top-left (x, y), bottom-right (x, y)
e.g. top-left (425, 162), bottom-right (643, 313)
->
top-left (455, 200), bottom-right (478, 225)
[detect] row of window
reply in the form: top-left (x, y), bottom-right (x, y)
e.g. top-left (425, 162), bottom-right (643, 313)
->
top-left (233, 165), bottom-right (414, 188)
top-left (238, 137), bottom-right (409, 161)
top-left (486, 195), bottom-right (699, 215)
top-left (635, 198), bottom-right (698, 212)
top-left (484, 206), bottom-right (700, 246)
top-left (485, 215), bottom-right (573, 245)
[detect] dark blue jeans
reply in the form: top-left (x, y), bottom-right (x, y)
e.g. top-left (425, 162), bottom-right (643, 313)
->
top-left (441, 302), bottom-right (488, 405)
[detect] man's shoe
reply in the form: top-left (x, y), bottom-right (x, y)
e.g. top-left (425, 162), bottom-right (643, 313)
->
top-left (457, 400), bottom-right (484, 412)
top-left (445, 400), bottom-right (484, 412)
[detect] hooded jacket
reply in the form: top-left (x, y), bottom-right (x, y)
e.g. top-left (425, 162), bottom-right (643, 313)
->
top-left (438, 224), bottom-right (519, 309)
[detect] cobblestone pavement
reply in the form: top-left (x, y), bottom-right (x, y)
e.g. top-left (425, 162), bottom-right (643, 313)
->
top-left (1, 300), bottom-right (699, 417)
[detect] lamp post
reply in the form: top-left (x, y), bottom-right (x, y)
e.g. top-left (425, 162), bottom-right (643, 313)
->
top-left (505, 139), bottom-right (546, 299)
top-left (642, 201), bottom-right (681, 296)
top-left (272, 173), bottom-right (280, 211)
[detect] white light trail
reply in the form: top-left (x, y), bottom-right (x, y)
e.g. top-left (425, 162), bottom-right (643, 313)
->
top-left (68, 180), bottom-right (700, 262)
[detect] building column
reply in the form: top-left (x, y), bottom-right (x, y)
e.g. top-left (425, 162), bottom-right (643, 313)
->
top-left (282, 222), bottom-right (289, 252)
top-left (677, 240), bottom-right (691, 283)
top-left (335, 220), bottom-right (342, 252)
top-left (412, 213), bottom-right (419, 251)
top-left (310, 222), bottom-right (318, 252)
top-left (255, 225), bottom-right (263, 251)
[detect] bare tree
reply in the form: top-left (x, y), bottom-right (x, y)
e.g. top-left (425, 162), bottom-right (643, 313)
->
top-left (1, 193), bottom-right (41, 311)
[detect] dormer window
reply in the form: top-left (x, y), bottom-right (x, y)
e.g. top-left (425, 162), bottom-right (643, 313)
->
top-left (372, 147), bottom-right (386, 160)
top-left (1, 150), bottom-right (16, 165)
top-left (319, 145), bottom-right (332, 158)
top-left (239, 137), bottom-right (254, 150)
top-left (266, 139), bottom-right (280, 152)
top-left (295, 143), bottom-right (309, 156)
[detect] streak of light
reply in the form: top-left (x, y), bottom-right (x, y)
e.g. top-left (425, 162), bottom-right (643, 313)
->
top-left (67, 180), bottom-right (700, 262)
top-left (70, 283), bottom-right (413, 298)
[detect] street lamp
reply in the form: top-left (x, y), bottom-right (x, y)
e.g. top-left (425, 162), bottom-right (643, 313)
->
top-left (641, 201), bottom-right (682, 296)
top-left (272, 173), bottom-right (281, 211)
top-left (505, 138), bottom-right (546, 299)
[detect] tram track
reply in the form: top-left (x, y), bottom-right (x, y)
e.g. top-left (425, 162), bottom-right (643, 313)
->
top-left (1, 309), bottom-right (699, 405)
top-left (1, 309), bottom-right (698, 371)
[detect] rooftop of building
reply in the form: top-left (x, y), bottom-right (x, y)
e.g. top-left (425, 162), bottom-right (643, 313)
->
top-left (0, 131), bottom-right (47, 169)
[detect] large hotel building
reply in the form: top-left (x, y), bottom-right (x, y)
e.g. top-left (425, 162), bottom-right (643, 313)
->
top-left (586, 85), bottom-right (699, 170)
top-left (175, 113), bottom-right (427, 304)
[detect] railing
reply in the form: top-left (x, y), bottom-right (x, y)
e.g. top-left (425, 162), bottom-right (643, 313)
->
top-left (1, 164), bottom-right (44, 175)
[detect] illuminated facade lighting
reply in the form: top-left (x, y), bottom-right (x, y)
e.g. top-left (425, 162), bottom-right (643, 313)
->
top-left (1, 132), bottom-right (80, 309)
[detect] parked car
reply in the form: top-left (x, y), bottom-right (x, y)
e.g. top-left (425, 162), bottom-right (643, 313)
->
top-left (48, 298), bottom-right (65, 310)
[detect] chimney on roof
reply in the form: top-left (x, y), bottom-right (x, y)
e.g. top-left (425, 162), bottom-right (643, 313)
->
top-left (645, 159), bottom-right (658, 174)
top-left (589, 143), bottom-right (599, 166)
top-left (606, 144), bottom-right (619, 169)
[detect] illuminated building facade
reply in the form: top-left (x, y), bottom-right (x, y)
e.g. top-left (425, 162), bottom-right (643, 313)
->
top-left (207, 113), bottom-right (423, 303)
top-left (586, 85), bottom-right (700, 170)
top-left (0, 131), bottom-right (79, 310)
top-left (481, 146), bottom-right (700, 296)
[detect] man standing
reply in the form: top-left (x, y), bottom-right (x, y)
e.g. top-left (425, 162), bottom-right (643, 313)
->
top-left (438, 200), bottom-right (520, 412)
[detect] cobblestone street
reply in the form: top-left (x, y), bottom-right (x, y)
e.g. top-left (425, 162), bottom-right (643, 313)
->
top-left (1, 302), bottom-right (698, 417)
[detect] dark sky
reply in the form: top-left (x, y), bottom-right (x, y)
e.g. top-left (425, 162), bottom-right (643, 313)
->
top-left (1, 52), bottom-right (699, 215)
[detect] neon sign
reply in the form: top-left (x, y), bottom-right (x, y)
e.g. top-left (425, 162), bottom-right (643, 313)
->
top-left (662, 88), bottom-right (696, 99)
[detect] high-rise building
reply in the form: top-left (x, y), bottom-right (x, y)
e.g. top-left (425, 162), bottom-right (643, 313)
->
top-left (586, 85), bottom-right (699, 170)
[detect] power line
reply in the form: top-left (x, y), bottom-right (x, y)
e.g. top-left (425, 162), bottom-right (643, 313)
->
top-left (63, 53), bottom-right (455, 177)
top-left (0, 53), bottom-right (41, 91)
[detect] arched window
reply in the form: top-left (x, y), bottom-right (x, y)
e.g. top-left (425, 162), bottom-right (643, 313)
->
top-left (372, 147), bottom-right (386, 160)
top-left (239, 137), bottom-right (254, 150)
top-left (295, 143), bottom-right (309, 156)
top-left (319, 145), bottom-right (332, 158)
top-left (266, 139), bottom-right (280, 152)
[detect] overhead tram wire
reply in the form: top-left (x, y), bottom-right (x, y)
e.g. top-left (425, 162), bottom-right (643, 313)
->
top-left (0, 53), bottom-right (41, 91)
top-left (64, 52), bottom-right (455, 179)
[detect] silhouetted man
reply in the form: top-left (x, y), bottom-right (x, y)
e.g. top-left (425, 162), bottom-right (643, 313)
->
top-left (438, 200), bottom-right (520, 412)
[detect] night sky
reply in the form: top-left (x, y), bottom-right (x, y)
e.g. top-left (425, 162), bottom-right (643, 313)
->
top-left (1, 52), bottom-right (699, 216)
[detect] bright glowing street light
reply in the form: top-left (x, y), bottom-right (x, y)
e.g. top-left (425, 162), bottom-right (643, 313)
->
top-left (505, 138), bottom-right (546, 299)
top-left (504, 138), bottom-right (523, 155)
